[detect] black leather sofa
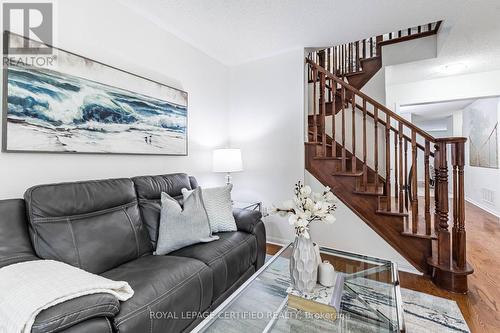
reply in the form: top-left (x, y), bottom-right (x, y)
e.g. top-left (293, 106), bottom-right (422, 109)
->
top-left (0, 173), bottom-right (266, 333)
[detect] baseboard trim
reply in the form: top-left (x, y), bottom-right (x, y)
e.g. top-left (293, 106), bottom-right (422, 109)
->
top-left (466, 197), bottom-right (500, 218)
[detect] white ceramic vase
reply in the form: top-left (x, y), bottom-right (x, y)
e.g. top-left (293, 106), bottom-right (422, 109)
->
top-left (290, 236), bottom-right (318, 292)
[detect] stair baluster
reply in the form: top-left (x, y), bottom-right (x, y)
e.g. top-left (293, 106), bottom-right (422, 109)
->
top-left (436, 140), bottom-right (450, 267)
top-left (398, 123), bottom-right (404, 213)
top-left (320, 72), bottom-right (326, 156)
top-left (411, 130), bottom-right (418, 234)
top-left (385, 112), bottom-right (391, 210)
top-left (362, 100), bottom-right (368, 190)
top-left (331, 79), bottom-right (337, 158)
top-left (351, 93), bottom-right (357, 173)
top-left (424, 140), bottom-right (431, 235)
top-left (341, 87), bottom-right (346, 171)
top-left (374, 107), bottom-right (379, 189)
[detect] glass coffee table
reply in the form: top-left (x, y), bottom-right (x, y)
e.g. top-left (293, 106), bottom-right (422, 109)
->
top-left (192, 243), bottom-right (405, 332)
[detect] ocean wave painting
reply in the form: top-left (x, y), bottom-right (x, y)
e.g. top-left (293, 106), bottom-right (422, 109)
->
top-left (3, 33), bottom-right (187, 155)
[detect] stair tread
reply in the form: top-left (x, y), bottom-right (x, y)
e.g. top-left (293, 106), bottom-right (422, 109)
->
top-left (401, 230), bottom-right (437, 240)
top-left (353, 180), bottom-right (384, 195)
top-left (377, 196), bottom-right (409, 217)
top-left (313, 156), bottom-right (343, 160)
top-left (332, 170), bottom-right (364, 177)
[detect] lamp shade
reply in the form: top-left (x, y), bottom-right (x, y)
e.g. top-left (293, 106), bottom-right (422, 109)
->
top-left (212, 149), bottom-right (243, 173)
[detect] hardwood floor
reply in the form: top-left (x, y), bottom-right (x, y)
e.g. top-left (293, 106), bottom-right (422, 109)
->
top-left (266, 201), bottom-right (500, 333)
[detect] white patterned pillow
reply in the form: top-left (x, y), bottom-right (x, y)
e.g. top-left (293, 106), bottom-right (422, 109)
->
top-left (182, 184), bottom-right (237, 233)
top-left (155, 188), bottom-right (219, 255)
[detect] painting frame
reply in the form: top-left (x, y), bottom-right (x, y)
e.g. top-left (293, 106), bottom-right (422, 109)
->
top-left (2, 31), bottom-right (188, 156)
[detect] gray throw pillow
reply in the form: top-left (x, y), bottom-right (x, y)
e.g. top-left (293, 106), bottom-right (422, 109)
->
top-left (182, 184), bottom-right (237, 233)
top-left (154, 187), bottom-right (219, 255)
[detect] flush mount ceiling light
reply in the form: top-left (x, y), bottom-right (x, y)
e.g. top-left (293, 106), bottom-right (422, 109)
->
top-left (437, 62), bottom-right (468, 75)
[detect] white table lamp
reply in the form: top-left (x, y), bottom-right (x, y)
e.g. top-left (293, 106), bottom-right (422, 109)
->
top-left (213, 148), bottom-right (243, 184)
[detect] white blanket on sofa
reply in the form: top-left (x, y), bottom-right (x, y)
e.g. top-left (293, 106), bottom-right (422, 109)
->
top-left (0, 260), bottom-right (134, 333)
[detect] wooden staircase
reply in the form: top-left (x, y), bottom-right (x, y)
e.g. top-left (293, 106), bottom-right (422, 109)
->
top-left (305, 22), bottom-right (473, 293)
top-left (308, 21), bottom-right (442, 92)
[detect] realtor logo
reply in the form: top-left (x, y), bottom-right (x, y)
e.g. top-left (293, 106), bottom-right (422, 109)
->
top-left (3, 2), bottom-right (53, 54)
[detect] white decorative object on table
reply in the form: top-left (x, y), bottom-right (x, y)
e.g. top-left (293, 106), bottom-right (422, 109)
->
top-left (318, 260), bottom-right (336, 287)
top-left (272, 181), bottom-right (337, 292)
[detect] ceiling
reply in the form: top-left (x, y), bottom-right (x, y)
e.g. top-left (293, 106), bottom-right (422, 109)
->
top-left (118, 0), bottom-right (500, 81)
top-left (400, 98), bottom-right (477, 120)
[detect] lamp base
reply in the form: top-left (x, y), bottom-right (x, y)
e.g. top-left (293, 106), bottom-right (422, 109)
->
top-left (225, 173), bottom-right (232, 185)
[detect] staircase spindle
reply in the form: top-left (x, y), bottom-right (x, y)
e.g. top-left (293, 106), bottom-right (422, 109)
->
top-left (333, 46), bottom-right (337, 75)
top-left (452, 142), bottom-right (458, 262)
top-left (349, 43), bottom-right (353, 72)
top-left (370, 38), bottom-right (373, 57)
top-left (404, 138), bottom-right (409, 209)
top-left (374, 106), bottom-right (379, 188)
top-left (341, 87), bottom-right (346, 171)
top-left (394, 126), bottom-right (399, 200)
top-left (331, 79), bottom-right (337, 158)
top-left (398, 123), bottom-right (404, 213)
top-left (312, 67), bottom-right (318, 142)
top-left (424, 140), bottom-right (431, 235)
top-left (327, 48), bottom-right (331, 74)
top-left (436, 140), bottom-right (450, 267)
top-left (434, 144), bottom-right (440, 233)
top-left (411, 130), bottom-right (418, 234)
top-left (351, 93), bottom-right (357, 173)
top-left (320, 72), bottom-right (326, 156)
top-left (362, 39), bottom-right (366, 59)
top-left (355, 41), bottom-right (360, 71)
top-left (385, 112), bottom-right (391, 210)
top-left (362, 99), bottom-right (368, 190)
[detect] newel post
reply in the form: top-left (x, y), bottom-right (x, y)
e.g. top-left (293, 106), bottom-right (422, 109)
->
top-left (435, 139), bottom-right (450, 268)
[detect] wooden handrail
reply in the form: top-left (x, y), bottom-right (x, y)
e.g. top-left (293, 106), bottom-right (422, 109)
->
top-left (307, 58), bottom-right (437, 142)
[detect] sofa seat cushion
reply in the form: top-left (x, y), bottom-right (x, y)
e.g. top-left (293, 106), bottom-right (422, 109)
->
top-left (170, 231), bottom-right (257, 301)
top-left (101, 255), bottom-right (212, 333)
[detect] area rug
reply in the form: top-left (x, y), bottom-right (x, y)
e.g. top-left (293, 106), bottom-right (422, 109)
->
top-left (264, 255), bottom-right (470, 332)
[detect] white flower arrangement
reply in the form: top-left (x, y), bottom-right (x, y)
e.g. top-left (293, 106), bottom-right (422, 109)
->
top-left (272, 181), bottom-right (337, 239)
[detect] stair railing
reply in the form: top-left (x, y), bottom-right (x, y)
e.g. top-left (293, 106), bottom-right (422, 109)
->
top-left (307, 58), bottom-right (469, 276)
top-left (308, 21), bottom-right (442, 79)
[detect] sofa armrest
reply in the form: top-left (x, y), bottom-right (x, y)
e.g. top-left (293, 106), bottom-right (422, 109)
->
top-left (233, 208), bottom-right (266, 269)
top-left (233, 208), bottom-right (262, 234)
top-left (32, 293), bottom-right (119, 333)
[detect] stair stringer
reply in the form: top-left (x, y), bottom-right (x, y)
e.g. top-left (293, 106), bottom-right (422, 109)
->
top-left (305, 143), bottom-right (432, 273)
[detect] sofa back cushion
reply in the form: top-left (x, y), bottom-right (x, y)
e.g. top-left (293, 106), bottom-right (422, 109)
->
top-left (132, 173), bottom-right (195, 247)
top-left (24, 178), bottom-right (152, 274)
top-left (0, 199), bottom-right (39, 268)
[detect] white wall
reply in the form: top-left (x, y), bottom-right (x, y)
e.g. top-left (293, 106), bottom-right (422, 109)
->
top-left (228, 48), bottom-right (305, 242)
top-left (361, 35), bottom-right (437, 106)
top-left (0, 0), bottom-right (230, 198)
top-left (462, 98), bottom-right (500, 217)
